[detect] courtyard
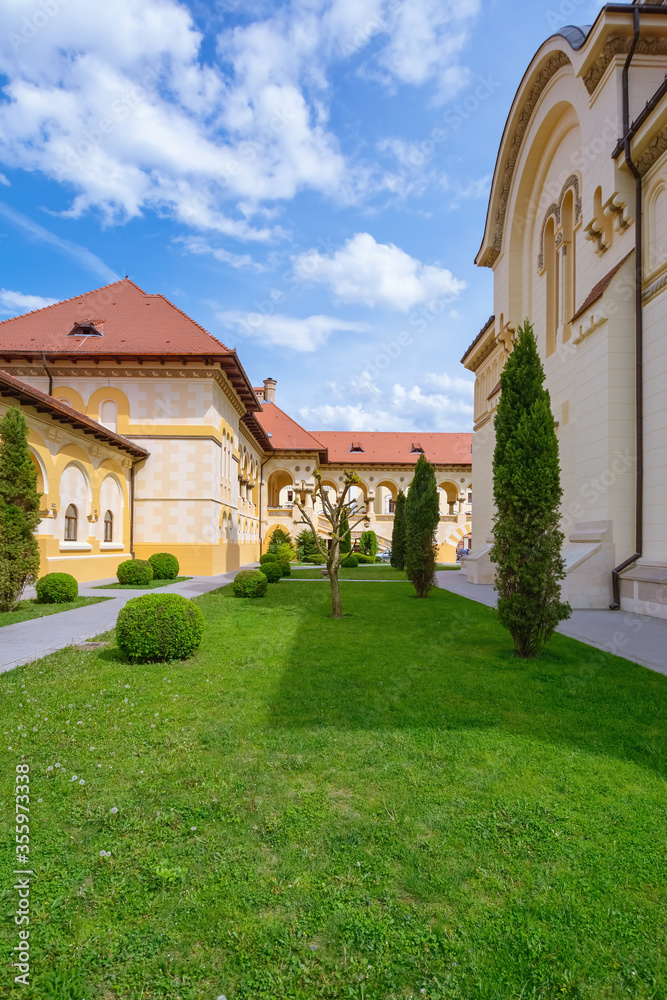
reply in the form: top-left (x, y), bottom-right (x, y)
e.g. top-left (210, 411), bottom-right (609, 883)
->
top-left (1, 577), bottom-right (665, 999)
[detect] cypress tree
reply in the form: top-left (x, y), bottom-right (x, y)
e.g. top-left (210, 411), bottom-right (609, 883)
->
top-left (0, 407), bottom-right (42, 612)
top-left (405, 454), bottom-right (440, 597)
top-left (491, 320), bottom-right (571, 658)
top-left (390, 490), bottom-right (407, 570)
top-left (340, 508), bottom-right (351, 553)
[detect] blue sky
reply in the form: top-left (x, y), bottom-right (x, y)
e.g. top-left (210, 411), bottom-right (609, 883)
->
top-left (0, 0), bottom-right (607, 432)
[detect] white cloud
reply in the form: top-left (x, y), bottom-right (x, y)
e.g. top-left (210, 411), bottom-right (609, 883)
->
top-left (293, 232), bottom-right (465, 311)
top-left (0, 172), bottom-right (9, 186)
top-left (217, 310), bottom-right (368, 352)
top-left (176, 236), bottom-right (265, 272)
top-left (0, 202), bottom-right (119, 282)
top-left (0, 288), bottom-right (58, 315)
top-left (299, 371), bottom-right (474, 431)
top-left (0, 0), bottom-right (481, 234)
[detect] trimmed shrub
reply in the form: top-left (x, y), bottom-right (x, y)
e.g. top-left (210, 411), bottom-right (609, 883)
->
top-left (268, 527), bottom-right (292, 554)
top-left (116, 559), bottom-right (154, 586)
top-left (341, 555), bottom-right (358, 568)
top-left (148, 552), bottom-right (180, 580)
top-left (391, 490), bottom-right (407, 570)
top-left (355, 553), bottom-right (374, 564)
top-left (116, 593), bottom-right (204, 663)
top-left (359, 529), bottom-right (378, 557)
top-left (276, 541), bottom-right (296, 563)
top-left (36, 572), bottom-right (78, 604)
top-left (375, 556), bottom-right (384, 563)
top-left (296, 528), bottom-right (321, 561)
top-left (259, 552), bottom-right (277, 565)
top-left (278, 560), bottom-right (291, 577)
top-left (233, 569), bottom-right (268, 598)
top-left (0, 407), bottom-right (41, 612)
top-left (262, 562), bottom-right (283, 583)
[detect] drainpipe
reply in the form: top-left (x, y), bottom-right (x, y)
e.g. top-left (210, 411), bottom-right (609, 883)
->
top-left (41, 354), bottom-right (53, 395)
top-left (610, 0), bottom-right (643, 609)
top-left (129, 463), bottom-right (136, 559)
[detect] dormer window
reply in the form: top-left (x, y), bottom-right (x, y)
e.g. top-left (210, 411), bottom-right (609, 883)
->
top-left (67, 321), bottom-right (104, 337)
top-left (349, 441), bottom-right (364, 453)
top-left (410, 442), bottom-right (424, 454)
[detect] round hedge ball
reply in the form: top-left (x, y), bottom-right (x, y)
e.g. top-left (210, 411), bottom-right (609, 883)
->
top-left (341, 555), bottom-right (359, 568)
top-left (116, 559), bottom-right (154, 586)
top-left (261, 562), bottom-right (282, 583)
top-left (232, 569), bottom-right (268, 598)
top-left (36, 572), bottom-right (78, 604)
top-left (259, 552), bottom-right (278, 565)
top-left (148, 552), bottom-right (180, 580)
top-left (278, 560), bottom-right (291, 577)
top-left (116, 593), bottom-right (205, 663)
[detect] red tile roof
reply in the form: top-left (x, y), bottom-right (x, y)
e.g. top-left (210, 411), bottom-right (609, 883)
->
top-left (0, 370), bottom-right (149, 458)
top-left (312, 431), bottom-right (472, 466)
top-left (255, 402), bottom-right (326, 452)
top-left (0, 278), bottom-right (262, 413)
top-left (0, 278), bottom-right (231, 357)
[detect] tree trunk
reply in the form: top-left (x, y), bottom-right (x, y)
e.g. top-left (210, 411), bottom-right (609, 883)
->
top-left (329, 567), bottom-right (342, 618)
top-left (328, 538), bottom-right (342, 617)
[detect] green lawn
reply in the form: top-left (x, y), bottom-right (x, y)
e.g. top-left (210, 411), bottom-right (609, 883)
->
top-left (92, 576), bottom-right (192, 590)
top-left (0, 595), bottom-right (110, 628)
top-left (291, 564), bottom-right (460, 580)
top-left (1, 581), bottom-right (666, 999)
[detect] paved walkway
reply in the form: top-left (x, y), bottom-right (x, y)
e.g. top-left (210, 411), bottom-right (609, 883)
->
top-left (435, 570), bottom-right (667, 677)
top-left (0, 567), bottom-right (256, 674)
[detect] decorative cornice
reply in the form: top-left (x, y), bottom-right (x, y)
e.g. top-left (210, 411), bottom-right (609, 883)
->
top-left (487, 51), bottom-right (571, 268)
top-left (636, 123), bottom-right (667, 177)
top-left (7, 365), bottom-right (248, 417)
top-left (583, 36), bottom-right (667, 96)
top-left (642, 268), bottom-right (667, 303)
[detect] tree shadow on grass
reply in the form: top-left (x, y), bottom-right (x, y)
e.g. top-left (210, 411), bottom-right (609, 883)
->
top-left (267, 582), bottom-right (667, 779)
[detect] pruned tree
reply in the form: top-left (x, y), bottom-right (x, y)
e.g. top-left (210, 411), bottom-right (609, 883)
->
top-left (359, 529), bottom-right (378, 557)
top-left (405, 454), bottom-right (440, 598)
top-left (390, 490), bottom-right (407, 570)
top-left (0, 407), bottom-right (42, 612)
top-left (293, 470), bottom-right (370, 618)
top-left (491, 320), bottom-right (571, 658)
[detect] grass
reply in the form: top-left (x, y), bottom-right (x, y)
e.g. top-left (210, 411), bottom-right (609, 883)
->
top-left (0, 595), bottom-right (110, 628)
top-left (0, 581), bottom-right (666, 999)
top-left (291, 564), bottom-right (461, 580)
top-left (92, 576), bottom-right (192, 590)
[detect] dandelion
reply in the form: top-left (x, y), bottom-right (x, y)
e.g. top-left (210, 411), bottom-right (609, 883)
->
top-left (124, 684), bottom-right (130, 689)
top-left (98, 764), bottom-right (102, 768)
top-left (77, 721), bottom-right (83, 725)
top-left (123, 698), bottom-right (128, 704)
top-left (71, 775), bottom-right (78, 782)
top-left (79, 779), bottom-right (85, 786)
top-left (110, 807), bottom-right (118, 814)
top-left (32, 727), bottom-right (37, 732)
top-left (55, 763), bottom-right (61, 768)
top-left (191, 826), bottom-right (197, 831)
top-left (46, 766), bottom-right (53, 771)
top-left (37, 798), bottom-right (43, 803)
top-left (100, 850), bottom-right (106, 857)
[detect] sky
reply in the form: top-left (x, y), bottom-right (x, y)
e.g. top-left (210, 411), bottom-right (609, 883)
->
top-left (0, 0), bottom-right (608, 433)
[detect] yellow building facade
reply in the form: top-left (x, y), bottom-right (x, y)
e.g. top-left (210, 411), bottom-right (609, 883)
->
top-left (0, 279), bottom-right (472, 581)
top-left (463, 2), bottom-right (667, 618)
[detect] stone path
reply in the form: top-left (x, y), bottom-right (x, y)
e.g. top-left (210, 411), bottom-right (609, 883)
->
top-left (0, 568), bottom-right (253, 674)
top-left (435, 570), bottom-right (667, 677)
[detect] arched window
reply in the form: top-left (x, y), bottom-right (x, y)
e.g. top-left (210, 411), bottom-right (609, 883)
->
top-left (100, 400), bottom-right (118, 432)
top-left (64, 504), bottom-right (78, 541)
top-left (104, 510), bottom-right (113, 542)
top-left (561, 188), bottom-right (576, 343)
top-left (545, 215), bottom-right (558, 357)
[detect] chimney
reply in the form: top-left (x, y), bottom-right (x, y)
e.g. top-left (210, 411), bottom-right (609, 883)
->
top-left (263, 377), bottom-right (276, 403)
